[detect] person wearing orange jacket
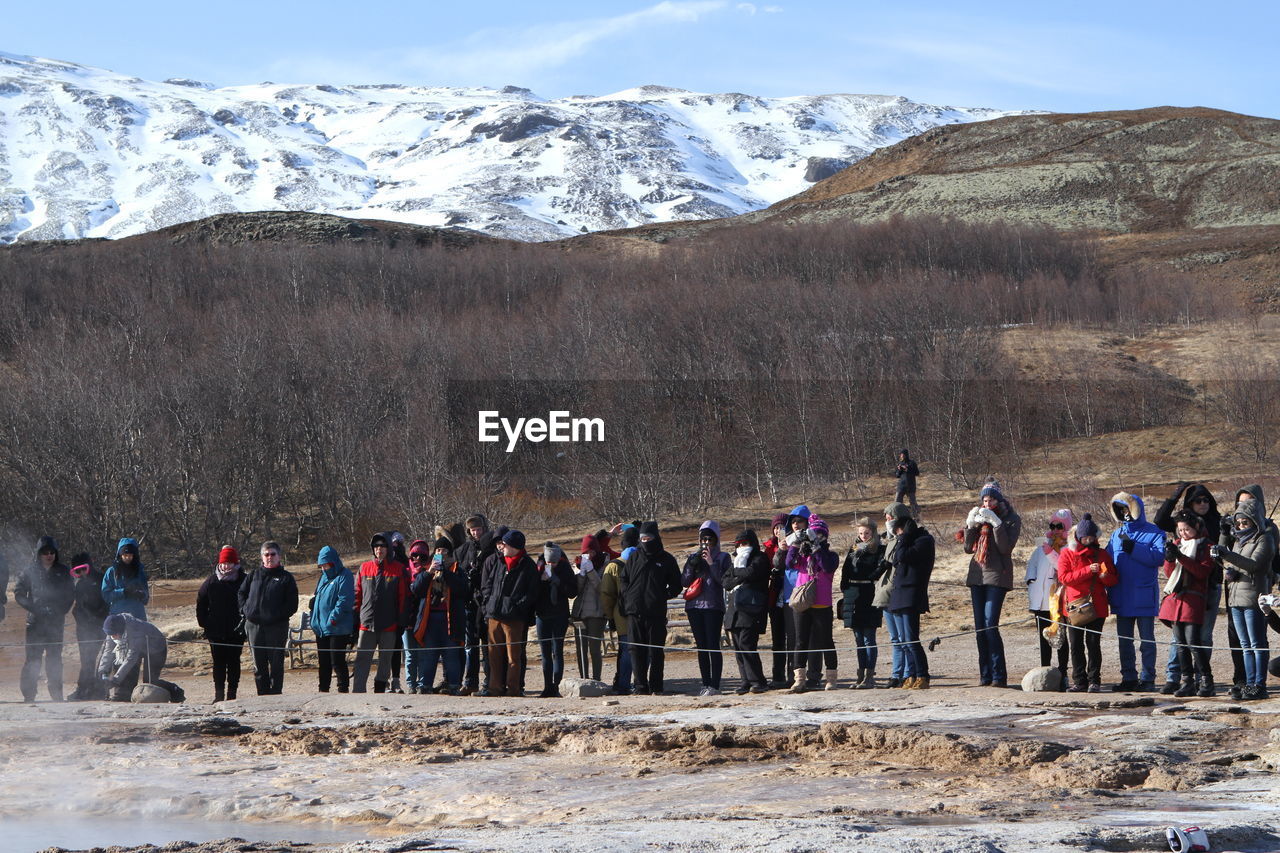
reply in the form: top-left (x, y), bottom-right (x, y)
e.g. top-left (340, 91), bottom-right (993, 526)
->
top-left (1057, 514), bottom-right (1119, 693)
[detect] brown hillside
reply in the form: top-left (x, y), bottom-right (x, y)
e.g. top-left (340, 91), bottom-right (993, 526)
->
top-left (763, 107), bottom-right (1280, 233)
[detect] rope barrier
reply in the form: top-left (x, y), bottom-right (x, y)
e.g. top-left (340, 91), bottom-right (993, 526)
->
top-left (0, 612), bottom-right (1270, 656)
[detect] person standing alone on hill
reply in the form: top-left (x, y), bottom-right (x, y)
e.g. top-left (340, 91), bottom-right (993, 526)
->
top-left (895, 449), bottom-right (920, 519)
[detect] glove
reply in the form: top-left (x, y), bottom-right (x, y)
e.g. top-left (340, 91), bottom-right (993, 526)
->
top-left (975, 508), bottom-right (1001, 528)
top-left (965, 507), bottom-right (982, 529)
top-left (1164, 541), bottom-right (1179, 561)
top-left (1225, 568), bottom-right (1242, 583)
top-left (1171, 482), bottom-right (1188, 499)
top-left (1118, 532), bottom-right (1134, 554)
top-left (1220, 517), bottom-right (1234, 536)
top-left (1210, 545), bottom-right (1224, 559)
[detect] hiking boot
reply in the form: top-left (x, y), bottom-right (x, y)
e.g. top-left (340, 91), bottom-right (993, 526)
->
top-left (885, 677), bottom-right (902, 689)
top-left (1137, 680), bottom-right (1156, 692)
top-left (1113, 680), bottom-right (1140, 693)
top-left (1197, 678), bottom-right (1216, 698)
top-left (1174, 680), bottom-right (1197, 698)
top-left (1087, 683), bottom-right (1102, 693)
top-left (900, 677), bottom-right (918, 689)
top-left (735, 684), bottom-right (752, 695)
top-left (213, 685), bottom-right (225, 703)
top-left (749, 685), bottom-right (768, 694)
top-left (1229, 684), bottom-right (1244, 700)
top-left (1160, 681), bottom-right (1181, 695)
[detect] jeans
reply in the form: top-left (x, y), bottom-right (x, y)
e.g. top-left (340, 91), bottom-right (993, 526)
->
top-left (687, 608), bottom-right (725, 688)
top-left (418, 611), bottom-right (463, 689)
top-left (886, 609), bottom-right (926, 678)
top-left (1167, 584), bottom-right (1220, 682)
top-left (1114, 615), bottom-right (1157, 683)
top-left (1230, 606), bottom-right (1269, 686)
top-left (885, 609), bottom-right (906, 680)
top-left (403, 630), bottom-right (427, 690)
top-left (969, 585), bottom-right (1008, 683)
top-left (853, 626), bottom-right (878, 672)
top-left (536, 615), bottom-right (569, 691)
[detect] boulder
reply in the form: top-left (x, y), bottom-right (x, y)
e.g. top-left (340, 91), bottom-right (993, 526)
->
top-left (1021, 666), bottom-right (1063, 692)
top-left (131, 683), bottom-right (171, 704)
top-left (559, 678), bottom-right (610, 698)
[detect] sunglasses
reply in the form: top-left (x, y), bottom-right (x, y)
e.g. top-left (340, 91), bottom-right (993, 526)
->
top-left (1048, 523), bottom-right (1064, 530)
top-left (410, 554), bottom-right (428, 561)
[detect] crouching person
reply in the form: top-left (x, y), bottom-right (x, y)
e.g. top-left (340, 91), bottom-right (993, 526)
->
top-left (99, 613), bottom-right (168, 701)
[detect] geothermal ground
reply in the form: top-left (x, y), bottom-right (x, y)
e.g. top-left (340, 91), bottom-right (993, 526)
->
top-left (4, 614), bottom-right (1280, 853)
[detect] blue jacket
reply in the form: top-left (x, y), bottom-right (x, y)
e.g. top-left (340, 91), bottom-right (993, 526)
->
top-left (1105, 493), bottom-right (1164, 618)
top-left (101, 537), bottom-right (149, 619)
top-left (312, 546), bottom-right (355, 638)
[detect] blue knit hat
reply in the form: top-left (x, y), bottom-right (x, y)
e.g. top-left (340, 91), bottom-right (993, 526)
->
top-left (103, 614), bottom-right (126, 636)
top-left (502, 529), bottom-right (526, 551)
top-left (1075, 513), bottom-right (1100, 541)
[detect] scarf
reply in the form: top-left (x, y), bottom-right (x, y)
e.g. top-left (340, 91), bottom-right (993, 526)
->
top-left (216, 565), bottom-right (239, 581)
top-left (1178, 536), bottom-right (1201, 558)
top-left (1044, 531), bottom-right (1066, 554)
top-left (504, 551), bottom-right (524, 571)
top-left (733, 545), bottom-right (751, 569)
top-left (974, 524), bottom-right (993, 567)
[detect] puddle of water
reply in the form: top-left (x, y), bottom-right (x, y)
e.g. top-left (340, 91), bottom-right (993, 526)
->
top-left (5, 814), bottom-right (366, 852)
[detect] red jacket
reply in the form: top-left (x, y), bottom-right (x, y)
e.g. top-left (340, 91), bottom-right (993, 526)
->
top-left (355, 559), bottom-right (409, 632)
top-left (1158, 541), bottom-right (1213, 625)
top-left (1057, 544), bottom-right (1119, 619)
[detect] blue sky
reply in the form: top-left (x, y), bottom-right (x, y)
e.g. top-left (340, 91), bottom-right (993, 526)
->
top-left (7, 1), bottom-right (1278, 116)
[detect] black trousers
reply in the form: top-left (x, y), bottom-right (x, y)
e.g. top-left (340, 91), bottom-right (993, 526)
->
top-left (794, 607), bottom-right (835, 682)
top-left (1032, 610), bottom-right (1069, 672)
top-left (628, 612), bottom-right (667, 693)
top-left (316, 633), bottom-right (352, 691)
top-left (1068, 617), bottom-right (1104, 687)
top-left (74, 628), bottom-right (105, 697)
top-left (21, 621), bottom-right (65, 701)
top-left (730, 626), bottom-right (767, 688)
top-left (769, 606), bottom-right (794, 683)
top-left (245, 622), bottom-right (288, 695)
top-left (1227, 616), bottom-right (1246, 685)
top-left (208, 635), bottom-right (244, 696)
top-left (1171, 621), bottom-right (1211, 681)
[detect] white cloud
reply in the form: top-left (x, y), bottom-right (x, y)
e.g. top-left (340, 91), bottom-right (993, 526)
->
top-left (268, 2), bottom-right (729, 88)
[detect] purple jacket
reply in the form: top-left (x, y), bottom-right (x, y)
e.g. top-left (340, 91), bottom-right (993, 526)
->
top-left (681, 549), bottom-right (728, 611)
top-left (787, 544), bottom-right (838, 607)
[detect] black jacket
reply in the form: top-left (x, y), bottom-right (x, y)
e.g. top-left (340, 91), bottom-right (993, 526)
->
top-left (534, 556), bottom-right (578, 622)
top-left (408, 563), bottom-right (468, 643)
top-left (238, 566), bottom-right (299, 627)
top-left (197, 571), bottom-right (247, 640)
top-left (840, 540), bottom-right (886, 629)
top-left (888, 522), bottom-right (934, 614)
top-left (620, 542), bottom-right (682, 618)
top-left (723, 542), bottom-right (771, 632)
top-left (73, 569), bottom-right (110, 632)
top-left (458, 524), bottom-right (504, 609)
top-left (15, 562), bottom-right (75, 628)
top-left (481, 552), bottom-right (540, 623)
top-left (1154, 483), bottom-right (1222, 537)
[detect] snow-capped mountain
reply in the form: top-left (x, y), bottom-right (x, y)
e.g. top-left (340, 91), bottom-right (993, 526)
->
top-left (0, 51), bottom-right (1030, 243)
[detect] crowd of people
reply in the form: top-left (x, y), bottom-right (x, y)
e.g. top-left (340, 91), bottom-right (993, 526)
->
top-left (2, 465), bottom-right (1277, 704)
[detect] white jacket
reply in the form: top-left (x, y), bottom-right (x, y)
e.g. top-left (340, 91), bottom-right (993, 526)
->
top-left (1024, 541), bottom-right (1063, 612)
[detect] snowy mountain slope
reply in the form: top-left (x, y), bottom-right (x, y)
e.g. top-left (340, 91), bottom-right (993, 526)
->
top-left (0, 51), bottom-right (1031, 243)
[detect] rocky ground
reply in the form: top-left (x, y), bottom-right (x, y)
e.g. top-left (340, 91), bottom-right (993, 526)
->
top-left (5, 613), bottom-right (1280, 853)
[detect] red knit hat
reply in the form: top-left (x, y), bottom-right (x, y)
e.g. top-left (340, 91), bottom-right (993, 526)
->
top-left (218, 545), bottom-right (240, 565)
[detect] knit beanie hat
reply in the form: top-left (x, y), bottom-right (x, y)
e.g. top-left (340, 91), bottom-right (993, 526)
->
top-left (771, 512), bottom-right (789, 529)
top-left (103, 614), bottom-right (126, 636)
top-left (620, 525), bottom-right (640, 550)
top-left (544, 542), bottom-right (564, 564)
top-left (884, 502), bottom-right (912, 523)
top-left (370, 533), bottom-right (388, 549)
top-left (980, 482), bottom-right (1004, 502)
top-left (808, 514), bottom-right (829, 536)
top-left (1075, 513), bottom-right (1100, 541)
top-left (502, 529), bottom-right (526, 551)
top-left (433, 536), bottom-right (454, 554)
top-left (218, 545), bottom-right (240, 565)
